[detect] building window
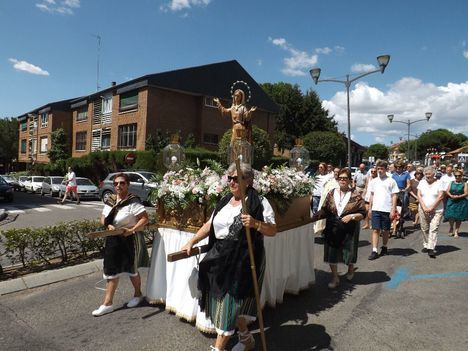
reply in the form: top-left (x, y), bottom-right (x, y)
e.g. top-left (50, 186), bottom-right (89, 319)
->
top-left (204, 97), bottom-right (218, 108)
top-left (203, 133), bottom-right (219, 145)
top-left (102, 94), bottom-right (112, 115)
top-left (21, 139), bottom-right (27, 153)
top-left (21, 121), bottom-right (27, 131)
top-left (76, 106), bottom-right (88, 122)
top-left (118, 123), bottom-right (137, 149)
top-left (31, 138), bottom-right (37, 154)
top-left (39, 136), bottom-right (48, 153)
top-left (101, 128), bottom-right (111, 149)
top-left (76, 131), bottom-right (87, 151)
top-left (119, 90), bottom-right (138, 112)
top-left (40, 113), bottom-right (48, 128)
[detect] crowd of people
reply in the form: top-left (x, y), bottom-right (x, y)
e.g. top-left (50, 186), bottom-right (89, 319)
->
top-left (90, 160), bottom-right (466, 351)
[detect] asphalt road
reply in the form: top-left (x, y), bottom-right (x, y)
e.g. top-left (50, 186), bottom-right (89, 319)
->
top-left (0, 221), bottom-right (467, 351)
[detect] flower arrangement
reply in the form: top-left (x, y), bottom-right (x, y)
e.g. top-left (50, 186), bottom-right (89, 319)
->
top-left (149, 163), bottom-right (314, 213)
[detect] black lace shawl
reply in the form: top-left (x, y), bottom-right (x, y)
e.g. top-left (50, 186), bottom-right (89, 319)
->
top-left (198, 187), bottom-right (265, 310)
top-left (103, 193), bottom-right (140, 227)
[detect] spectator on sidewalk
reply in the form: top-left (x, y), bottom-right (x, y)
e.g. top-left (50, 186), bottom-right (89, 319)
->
top-left (407, 163), bottom-right (416, 179)
top-left (444, 170), bottom-right (468, 238)
top-left (392, 160), bottom-right (411, 236)
top-left (353, 163), bottom-right (367, 196)
top-left (314, 167), bottom-right (340, 235)
top-left (417, 167), bottom-right (445, 258)
top-left (58, 167), bottom-right (80, 205)
top-left (311, 162), bottom-right (333, 214)
top-left (367, 160), bottom-right (399, 260)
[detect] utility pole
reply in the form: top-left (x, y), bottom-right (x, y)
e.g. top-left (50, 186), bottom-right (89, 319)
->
top-left (91, 34), bottom-right (101, 92)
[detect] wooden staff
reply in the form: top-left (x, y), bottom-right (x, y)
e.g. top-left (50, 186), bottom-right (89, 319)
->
top-left (235, 158), bottom-right (268, 351)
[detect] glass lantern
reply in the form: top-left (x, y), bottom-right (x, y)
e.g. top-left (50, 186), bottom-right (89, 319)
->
top-left (163, 134), bottom-right (186, 170)
top-left (289, 138), bottom-right (310, 171)
top-left (228, 129), bottom-right (252, 165)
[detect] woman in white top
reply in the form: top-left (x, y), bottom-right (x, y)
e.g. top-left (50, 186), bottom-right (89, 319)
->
top-left (417, 166), bottom-right (445, 258)
top-left (92, 173), bottom-right (150, 316)
top-left (182, 163), bottom-right (276, 351)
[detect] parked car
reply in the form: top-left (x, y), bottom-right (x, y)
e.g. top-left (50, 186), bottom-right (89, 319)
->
top-left (0, 175), bottom-right (21, 191)
top-left (0, 176), bottom-right (14, 202)
top-left (99, 171), bottom-right (157, 204)
top-left (58, 177), bottom-right (100, 200)
top-left (18, 175), bottom-right (29, 191)
top-left (41, 176), bottom-right (65, 197)
top-left (24, 176), bottom-right (45, 193)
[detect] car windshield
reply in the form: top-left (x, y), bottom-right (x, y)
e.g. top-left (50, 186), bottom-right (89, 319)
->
top-left (51, 178), bottom-right (63, 184)
top-left (77, 178), bottom-right (94, 186)
top-left (33, 177), bottom-right (44, 182)
top-left (140, 172), bottom-right (156, 181)
top-left (0, 177), bottom-right (7, 185)
top-left (2, 176), bottom-right (14, 181)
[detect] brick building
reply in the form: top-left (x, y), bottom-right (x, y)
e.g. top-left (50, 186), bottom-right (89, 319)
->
top-left (17, 60), bottom-right (279, 166)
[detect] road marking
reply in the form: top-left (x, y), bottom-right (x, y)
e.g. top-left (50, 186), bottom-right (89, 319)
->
top-left (33, 207), bottom-right (51, 212)
top-left (386, 266), bottom-right (468, 289)
top-left (5, 209), bottom-right (26, 214)
top-left (48, 204), bottom-right (74, 210)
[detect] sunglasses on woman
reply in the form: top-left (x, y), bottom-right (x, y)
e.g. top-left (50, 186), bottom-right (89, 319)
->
top-left (227, 175), bottom-right (245, 183)
top-left (338, 177), bottom-right (349, 181)
top-left (113, 181), bottom-right (127, 186)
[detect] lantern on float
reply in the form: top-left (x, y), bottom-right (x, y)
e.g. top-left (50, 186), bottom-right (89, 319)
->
top-left (228, 129), bottom-right (252, 165)
top-left (163, 134), bottom-right (186, 170)
top-left (289, 138), bottom-right (310, 171)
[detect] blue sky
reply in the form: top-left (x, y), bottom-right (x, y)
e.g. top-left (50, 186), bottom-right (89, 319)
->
top-left (1, 0), bottom-right (467, 146)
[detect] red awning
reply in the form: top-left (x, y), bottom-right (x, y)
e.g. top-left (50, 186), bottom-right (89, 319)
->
top-left (431, 155), bottom-right (441, 159)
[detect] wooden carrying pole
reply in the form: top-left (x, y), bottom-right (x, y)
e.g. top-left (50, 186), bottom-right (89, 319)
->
top-left (235, 158), bottom-right (268, 351)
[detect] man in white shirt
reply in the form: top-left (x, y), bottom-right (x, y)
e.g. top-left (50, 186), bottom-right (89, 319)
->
top-left (440, 165), bottom-right (455, 191)
top-left (58, 167), bottom-right (80, 204)
top-left (352, 163), bottom-right (367, 196)
top-left (367, 160), bottom-right (399, 260)
top-left (311, 162), bottom-right (333, 214)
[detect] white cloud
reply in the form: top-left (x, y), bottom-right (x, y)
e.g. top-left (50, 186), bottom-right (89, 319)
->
top-left (375, 136), bottom-right (385, 143)
top-left (315, 47), bottom-right (332, 55)
top-left (269, 37), bottom-right (345, 77)
top-left (322, 77), bottom-right (468, 139)
top-left (35, 0), bottom-right (79, 15)
top-left (351, 63), bottom-right (376, 73)
top-left (161, 0), bottom-right (212, 12)
top-left (463, 50), bottom-right (468, 59)
top-left (9, 58), bottom-right (50, 76)
top-left (334, 46), bottom-right (345, 54)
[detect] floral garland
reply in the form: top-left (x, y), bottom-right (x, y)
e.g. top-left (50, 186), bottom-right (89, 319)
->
top-left (149, 164), bottom-right (314, 212)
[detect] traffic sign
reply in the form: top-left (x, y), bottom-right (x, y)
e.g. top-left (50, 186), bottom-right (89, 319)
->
top-left (458, 153), bottom-right (467, 163)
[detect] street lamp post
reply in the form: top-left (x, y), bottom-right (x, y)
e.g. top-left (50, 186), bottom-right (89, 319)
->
top-left (310, 55), bottom-right (390, 168)
top-left (387, 113), bottom-right (432, 161)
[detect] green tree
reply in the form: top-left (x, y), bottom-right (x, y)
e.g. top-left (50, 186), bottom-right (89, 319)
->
top-left (47, 128), bottom-right (69, 162)
top-left (364, 143), bottom-right (389, 160)
top-left (218, 126), bottom-right (272, 169)
top-left (145, 129), bottom-right (170, 153)
top-left (303, 131), bottom-right (346, 165)
top-left (0, 117), bottom-right (19, 172)
top-left (417, 129), bottom-right (466, 153)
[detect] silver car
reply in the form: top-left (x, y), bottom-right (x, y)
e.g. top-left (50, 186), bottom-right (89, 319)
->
top-left (25, 176), bottom-right (45, 193)
top-left (58, 177), bottom-right (100, 200)
top-left (41, 176), bottom-right (65, 197)
top-left (99, 171), bottom-right (157, 204)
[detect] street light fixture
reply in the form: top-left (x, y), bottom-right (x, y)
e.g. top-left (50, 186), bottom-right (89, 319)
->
top-left (387, 112), bottom-right (432, 161)
top-left (310, 54), bottom-right (390, 167)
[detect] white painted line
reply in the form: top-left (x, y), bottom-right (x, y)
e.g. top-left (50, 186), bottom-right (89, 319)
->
top-left (48, 204), bottom-right (74, 210)
top-left (5, 209), bottom-right (26, 214)
top-left (33, 207), bottom-right (52, 212)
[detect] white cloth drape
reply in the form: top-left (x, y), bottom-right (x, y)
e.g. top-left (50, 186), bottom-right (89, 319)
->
top-left (145, 223), bottom-right (315, 333)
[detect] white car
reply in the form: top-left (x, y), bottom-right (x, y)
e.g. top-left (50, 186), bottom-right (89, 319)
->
top-left (58, 177), bottom-right (100, 200)
top-left (41, 176), bottom-right (65, 197)
top-left (24, 176), bottom-right (45, 193)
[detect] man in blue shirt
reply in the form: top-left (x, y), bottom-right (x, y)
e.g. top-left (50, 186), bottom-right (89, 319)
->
top-left (392, 160), bottom-right (411, 237)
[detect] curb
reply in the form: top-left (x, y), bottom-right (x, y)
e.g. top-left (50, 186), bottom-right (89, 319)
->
top-left (0, 259), bottom-right (103, 296)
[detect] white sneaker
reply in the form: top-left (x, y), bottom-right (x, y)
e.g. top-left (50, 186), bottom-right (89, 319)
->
top-left (127, 296), bottom-right (143, 308)
top-left (92, 304), bottom-right (114, 317)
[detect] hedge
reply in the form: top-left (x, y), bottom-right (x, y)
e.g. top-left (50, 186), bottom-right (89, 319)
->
top-left (0, 214), bottom-right (158, 270)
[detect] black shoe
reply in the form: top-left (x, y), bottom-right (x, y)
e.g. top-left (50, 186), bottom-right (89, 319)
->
top-left (368, 251), bottom-right (379, 260)
top-left (380, 246), bottom-right (388, 256)
top-left (428, 249), bottom-right (436, 258)
top-left (421, 248), bottom-right (428, 253)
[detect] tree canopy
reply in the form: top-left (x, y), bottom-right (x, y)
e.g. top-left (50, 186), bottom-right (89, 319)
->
top-left (261, 82), bottom-right (337, 150)
top-left (0, 117), bottom-right (19, 172)
top-left (47, 128), bottom-right (69, 162)
top-left (364, 143), bottom-right (389, 161)
top-left (303, 131), bottom-right (346, 165)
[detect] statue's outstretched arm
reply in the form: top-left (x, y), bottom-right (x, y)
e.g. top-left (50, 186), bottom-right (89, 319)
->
top-left (213, 97), bottom-right (230, 117)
